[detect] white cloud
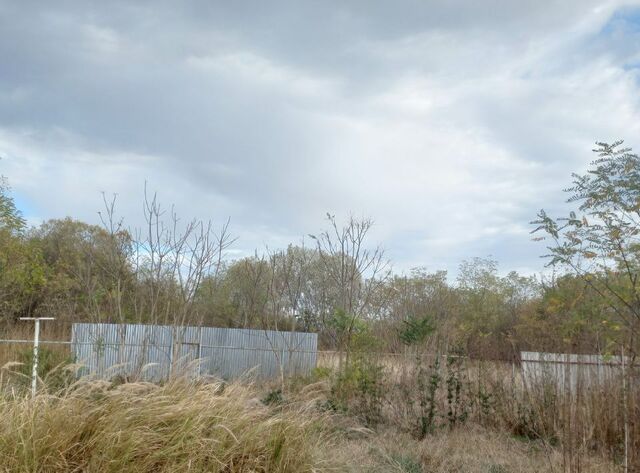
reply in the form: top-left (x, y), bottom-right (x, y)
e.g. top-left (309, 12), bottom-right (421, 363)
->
top-left (186, 51), bottom-right (340, 100)
top-left (1, 0), bottom-right (640, 276)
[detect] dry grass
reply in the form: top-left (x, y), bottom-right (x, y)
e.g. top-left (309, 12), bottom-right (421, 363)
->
top-left (0, 376), bottom-right (338, 473)
top-left (0, 369), bottom-right (627, 473)
top-left (337, 426), bottom-right (619, 473)
top-left (0, 323), bottom-right (71, 376)
top-left (0, 337), bottom-right (634, 472)
top-left (317, 351), bottom-right (636, 471)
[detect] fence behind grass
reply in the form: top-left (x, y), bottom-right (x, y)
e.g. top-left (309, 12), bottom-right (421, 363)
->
top-left (71, 323), bottom-right (318, 381)
top-left (4, 324), bottom-right (636, 388)
top-left (520, 351), bottom-right (632, 391)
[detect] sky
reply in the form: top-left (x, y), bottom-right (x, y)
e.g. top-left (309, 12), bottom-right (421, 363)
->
top-left (1, 0), bottom-right (640, 277)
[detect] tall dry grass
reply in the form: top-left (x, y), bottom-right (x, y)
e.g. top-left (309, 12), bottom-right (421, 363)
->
top-left (336, 426), bottom-right (618, 473)
top-left (318, 350), bottom-right (638, 471)
top-left (0, 323), bottom-right (637, 472)
top-left (0, 323), bottom-right (72, 379)
top-left (0, 374), bottom-right (338, 473)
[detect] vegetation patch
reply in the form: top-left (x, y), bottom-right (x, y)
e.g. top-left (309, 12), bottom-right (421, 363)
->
top-left (0, 377), bottom-right (337, 473)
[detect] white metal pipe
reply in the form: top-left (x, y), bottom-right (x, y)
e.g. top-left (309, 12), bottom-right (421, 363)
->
top-left (19, 317), bottom-right (55, 396)
top-left (32, 319), bottom-right (39, 396)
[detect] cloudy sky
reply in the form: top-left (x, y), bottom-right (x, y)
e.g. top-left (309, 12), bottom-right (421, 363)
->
top-left (1, 1), bottom-right (640, 276)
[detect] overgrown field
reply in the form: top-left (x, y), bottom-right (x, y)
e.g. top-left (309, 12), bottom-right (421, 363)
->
top-left (0, 374), bottom-right (336, 473)
top-left (0, 358), bottom-right (630, 473)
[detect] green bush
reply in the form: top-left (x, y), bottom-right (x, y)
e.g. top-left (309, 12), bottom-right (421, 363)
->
top-left (16, 346), bottom-right (75, 392)
top-left (262, 388), bottom-right (284, 406)
top-left (329, 356), bottom-right (385, 426)
top-left (445, 354), bottom-right (469, 427)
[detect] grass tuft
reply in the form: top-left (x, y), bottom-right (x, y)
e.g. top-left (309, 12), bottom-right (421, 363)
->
top-left (0, 376), bottom-right (337, 473)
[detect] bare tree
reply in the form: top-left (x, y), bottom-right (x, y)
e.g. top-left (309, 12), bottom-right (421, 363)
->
top-left (310, 214), bottom-right (391, 366)
top-left (260, 243), bottom-right (318, 387)
top-left (98, 186), bottom-right (234, 327)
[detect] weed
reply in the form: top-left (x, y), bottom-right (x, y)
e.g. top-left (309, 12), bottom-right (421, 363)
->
top-left (262, 388), bottom-right (284, 406)
top-left (391, 452), bottom-right (423, 473)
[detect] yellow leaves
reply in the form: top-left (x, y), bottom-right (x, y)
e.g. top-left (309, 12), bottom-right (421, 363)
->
top-left (600, 319), bottom-right (621, 331)
top-left (546, 296), bottom-right (563, 313)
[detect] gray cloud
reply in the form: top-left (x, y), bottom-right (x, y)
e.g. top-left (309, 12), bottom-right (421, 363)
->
top-left (1, 0), bottom-right (640, 276)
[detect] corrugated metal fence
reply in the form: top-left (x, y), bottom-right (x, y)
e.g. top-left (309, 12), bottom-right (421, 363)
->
top-left (520, 351), bottom-right (630, 391)
top-left (72, 323), bottom-right (318, 381)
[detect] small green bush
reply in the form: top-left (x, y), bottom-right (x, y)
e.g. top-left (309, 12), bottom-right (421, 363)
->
top-left (16, 346), bottom-right (75, 391)
top-left (262, 388), bottom-right (284, 406)
top-left (329, 356), bottom-right (385, 426)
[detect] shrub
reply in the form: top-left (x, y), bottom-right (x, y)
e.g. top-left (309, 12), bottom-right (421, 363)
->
top-left (262, 387), bottom-right (284, 406)
top-left (329, 355), bottom-right (385, 426)
top-left (15, 346), bottom-right (75, 392)
top-left (445, 354), bottom-right (469, 428)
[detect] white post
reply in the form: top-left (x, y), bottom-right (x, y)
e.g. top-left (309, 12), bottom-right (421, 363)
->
top-left (198, 327), bottom-right (203, 378)
top-left (19, 317), bottom-right (55, 396)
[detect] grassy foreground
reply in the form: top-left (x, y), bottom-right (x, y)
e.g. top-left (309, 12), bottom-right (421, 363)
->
top-left (0, 377), bottom-right (335, 473)
top-left (0, 373), bottom-right (621, 473)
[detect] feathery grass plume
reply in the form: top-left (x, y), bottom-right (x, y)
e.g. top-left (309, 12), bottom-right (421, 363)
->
top-left (0, 375), bottom-right (338, 472)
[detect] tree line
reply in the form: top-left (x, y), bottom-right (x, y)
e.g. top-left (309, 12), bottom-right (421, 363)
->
top-left (1, 142), bottom-right (638, 361)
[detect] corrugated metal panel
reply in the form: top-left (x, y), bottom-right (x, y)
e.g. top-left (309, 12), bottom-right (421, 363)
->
top-left (72, 323), bottom-right (318, 381)
top-left (520, 351), bottom-right (627, 392)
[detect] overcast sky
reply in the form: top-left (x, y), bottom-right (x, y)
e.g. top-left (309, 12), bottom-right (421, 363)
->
top-left (1, 1), bottom-right (640, 276)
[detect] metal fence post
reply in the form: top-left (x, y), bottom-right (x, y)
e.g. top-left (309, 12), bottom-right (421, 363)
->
top-left (19, 317), bottom-right (55, 396)
top-left (168, 327), bottom-right (174, 379)
top-left (198, 327), bottom-right (203, 377)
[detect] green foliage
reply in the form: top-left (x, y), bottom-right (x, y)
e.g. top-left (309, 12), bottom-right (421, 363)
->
top-left (0, 234), bottom-right (49, 318)
top-left (16, 346), bottom-right (75, 391)
top-left (477, 386), bottom-right (493, 420)
top-left (533, 141), bottom-right (640, 267)
top-left (329, 308), bottom-right (369, 344)
top-left (532, 141), bottom-right (640, 353)
top-left (0, 175), bottom-right (26, 233)
top-left (311, 366), bottom-right (332, 380)
top-left (398, 315), bottom-right (434, 346)
top-left (393, 353), bottom-right (443, 440)
top-left (328, 343), bottom-right (385, 426)
top-left (4, 145), bottom-right (640, 362)
top-left (416, 355), bottom-right (441, 438)
top-left (455, 258), bottom-right (540, 359)
top-left (445, 355), bottom-right (469, 427)
top-left (262, 388), bottom-right (284, 406)
top-left (516, 274), bottom-right (619, 352)
top-left (328, 308), bottom-right (350, 332)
